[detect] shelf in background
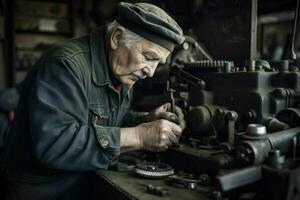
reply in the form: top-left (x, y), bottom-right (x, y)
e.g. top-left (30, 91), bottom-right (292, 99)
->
top-left (15, 30), bottom-right (72, 37)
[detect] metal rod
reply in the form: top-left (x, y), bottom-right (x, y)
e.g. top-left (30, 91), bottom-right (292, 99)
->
top-left (293, 136), bottom-right (297, 160)
top-left (166, 81), bottom-right (175, 113)
top-left (291, 0), bottom-right (300, 60)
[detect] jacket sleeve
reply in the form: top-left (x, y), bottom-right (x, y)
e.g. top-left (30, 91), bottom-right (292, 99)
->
top-left (27, 55), bottom-right (120, 171)
top-left (121, 111), bottom-right (148, 127)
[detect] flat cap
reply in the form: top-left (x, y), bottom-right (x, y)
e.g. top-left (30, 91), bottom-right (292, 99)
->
top-left (116, 2), bottom-right (185, 51)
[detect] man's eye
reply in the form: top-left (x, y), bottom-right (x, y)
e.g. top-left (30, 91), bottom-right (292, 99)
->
top-left (144, 55), bottom-right (159, 62)
top-left (144, 55), bottom-right (153, 60)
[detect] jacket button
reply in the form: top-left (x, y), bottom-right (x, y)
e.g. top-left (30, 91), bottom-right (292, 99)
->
top-left (101, 140), bottom-right (109, 148)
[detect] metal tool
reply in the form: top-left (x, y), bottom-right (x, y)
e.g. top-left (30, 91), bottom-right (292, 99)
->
top-left (290, 0), bottom-right (299, 59)
top-left (167, 173), bottom-right (210, 189)
top-left (140, 184), bottom-right (170, 197)
top-left (167, 80), bottom-right (176, 113)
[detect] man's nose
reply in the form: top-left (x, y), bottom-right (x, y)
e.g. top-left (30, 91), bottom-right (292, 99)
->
top-left (142, 64), bottom-right (157, 78)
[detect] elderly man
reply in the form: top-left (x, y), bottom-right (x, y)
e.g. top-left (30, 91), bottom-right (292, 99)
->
top-left (3, 2), bottom-right (185, 200)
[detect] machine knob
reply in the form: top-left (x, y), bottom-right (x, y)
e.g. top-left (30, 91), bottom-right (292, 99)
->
top-left (246, 124), bottom-right (267, 136)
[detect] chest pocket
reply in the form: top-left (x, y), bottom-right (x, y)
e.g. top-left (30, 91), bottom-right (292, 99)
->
top-left (89, 105), bottom-right (109, 126)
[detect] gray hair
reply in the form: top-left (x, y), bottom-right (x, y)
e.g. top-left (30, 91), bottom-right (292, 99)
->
top-left (107, 21), bottom-right (143, 48)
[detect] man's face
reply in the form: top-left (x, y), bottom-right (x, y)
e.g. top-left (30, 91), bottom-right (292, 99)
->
top-left (109, 37), bottom-right (171, 86)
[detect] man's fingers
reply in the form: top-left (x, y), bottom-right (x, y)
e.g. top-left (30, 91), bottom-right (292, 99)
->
top-left (169, 122), bottom-right (182, 138)
top-left (138, 119), bottom-right (183, 152)
top-left (168, 133), bottom-right (179, 144)
top-left (153, 102), bottom-right (171, 113)
top-left (160, 102), bottom-right (171, 112)
top-left (156, 112), bottom-right (178, 123)
top-left (175, 106), bottom-right (186, 130)
top-left (159, 106), bottom-right (186, 130)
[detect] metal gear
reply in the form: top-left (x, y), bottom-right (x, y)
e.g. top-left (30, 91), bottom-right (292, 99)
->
top-left (134, 162), bottom-right (174, 179)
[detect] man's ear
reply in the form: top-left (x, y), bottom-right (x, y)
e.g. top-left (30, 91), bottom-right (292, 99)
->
top-left (110, 26), bottom-right (125, 50)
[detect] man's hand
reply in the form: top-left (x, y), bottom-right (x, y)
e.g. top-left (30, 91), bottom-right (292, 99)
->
top-left (144, 103), bottom-right (177, 123)
top-left (143, 103), bottom-right (186, 129)
top-left (120, 103), bottom-right (185, 153)
top-left (136, 119), bottom-right (182, 152)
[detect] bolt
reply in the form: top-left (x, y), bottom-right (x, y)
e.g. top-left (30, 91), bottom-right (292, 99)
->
top-left (236, 146), bottom-right (253, 166)
top-left (216, 108), bottom-right (224, 116)
top-left (199, 174), bottom-right (211, 185)
top-left (147, 165), bottom-right (156, 170)
top-left (278, 60), bottom-right (289, 72)
top-left (224, 62), bottom-right (232, 73)
top-left (247, 60), bottom-right (256, 72)
top-left (269, 149), bottom-right (281, 157)
top-left (273, 88), bottom-right (286, 98)
top-left (187, 182), bottom-right (197, 189)
top-left (211, 190), bottom-right (222, 200)
top-left (183, 42), bottom-right (189, 50)
top-left (247, 111), bottom-right (254, 118)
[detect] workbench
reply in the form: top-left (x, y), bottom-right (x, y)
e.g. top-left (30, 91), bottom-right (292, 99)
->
top-left (93, 170), bottom-right (214, 200)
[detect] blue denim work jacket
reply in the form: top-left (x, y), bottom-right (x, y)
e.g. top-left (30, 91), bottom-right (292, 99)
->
top-left (5, 27), bottom-right (138, 182)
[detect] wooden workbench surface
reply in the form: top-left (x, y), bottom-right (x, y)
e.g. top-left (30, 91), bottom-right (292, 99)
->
top-left (95, 170), bottom-right (213, 200)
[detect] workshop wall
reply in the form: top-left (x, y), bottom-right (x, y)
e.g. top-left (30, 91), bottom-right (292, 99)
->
top-left (0, 3), bottom-right (6, 88)
top-left (1, 0), bottom-right (299, 88)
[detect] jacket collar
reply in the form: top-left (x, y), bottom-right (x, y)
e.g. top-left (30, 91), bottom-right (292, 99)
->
top-left (89, 26), bottom-right (131, 94)
top-left (90, 27), bottom-right (112, 86)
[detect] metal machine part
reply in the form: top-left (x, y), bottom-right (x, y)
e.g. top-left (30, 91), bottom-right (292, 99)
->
top-left (290, 0), bottom-right (300, 60)
top-left (184, 60), bottom-right (234, 73)
top-left (262, 160), bottom-right (300, 200)
top-left (160, 56), bottom-right (300, 199)
top-left (134, 162), bottom-right (174, 179)
top-left (108, 153), bottom-right (142, 172)
top-left (167, 173), bottom-right (210, 189)
top-left (216, 166), bottom-right (262, 192)
top-left (183, 60), bottom-right (300, 128)
top-left (128, 1), bottom-right (300, 196)
top-left (275, 108), bottom-right (300, 128)
top-left (188, 105), bottom-right (238, 144)
top-left (245, 124), bottom-right (267, 136)
top-left (236, 127), bottom-right (300, 166)
top-left (167, 80), bottom-right (176, 113)
top-left (109, 159), bottom-right (136, 172)
top-left (263, 117), bottom-right (290, 133)
top-left (170, 36), bottom-right (213, 69)
top-left (140, 184), bottom-right (170, 197)
top-left (267, 150), bottom-right (286, 169)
